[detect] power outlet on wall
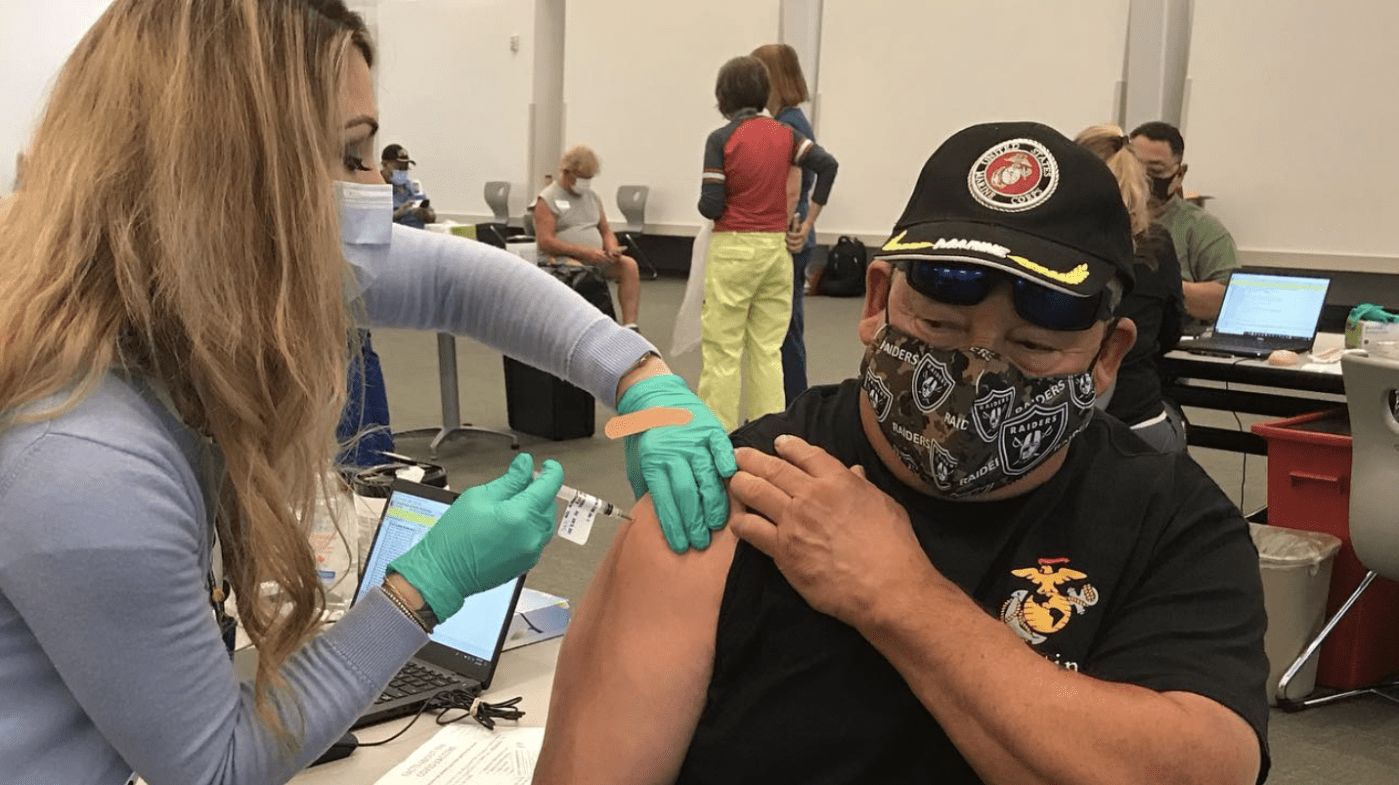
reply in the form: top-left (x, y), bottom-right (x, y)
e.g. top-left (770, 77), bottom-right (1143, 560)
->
top-left (509, 33), bottom-right (520, 53)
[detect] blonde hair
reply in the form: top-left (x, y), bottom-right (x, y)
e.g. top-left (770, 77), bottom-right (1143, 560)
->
top-left (0, 0), bottom-right (372, 745)
top-left (559, 145), bottom-right (600, 178)
top-left (1074, 123), bottom-right (1151, 237)
top-left (750, 43), bottom-right (810, 113)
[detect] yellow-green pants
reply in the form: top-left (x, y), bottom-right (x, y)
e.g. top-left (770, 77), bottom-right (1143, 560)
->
top-left (699, 231), bottom-right (792, 431)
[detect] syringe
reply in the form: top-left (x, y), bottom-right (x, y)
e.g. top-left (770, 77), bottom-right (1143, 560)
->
top-left (534, 471), bottom-right (633, 521)
top-left (557, 484), bottom-right (634, 521)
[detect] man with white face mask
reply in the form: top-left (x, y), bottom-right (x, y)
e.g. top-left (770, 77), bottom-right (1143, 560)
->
top-left (380, 143), bottom-right (435, 228)
top-left (534, 122), bottom-right (1269, 785)
top-left (533, 145), bottom-right (642, 327)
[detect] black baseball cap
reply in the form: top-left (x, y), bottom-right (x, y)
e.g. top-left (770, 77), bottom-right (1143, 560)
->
top-left (873, 121), bottom-right (1134, 297)
top-left (381, 144), bottom-right (414, 165)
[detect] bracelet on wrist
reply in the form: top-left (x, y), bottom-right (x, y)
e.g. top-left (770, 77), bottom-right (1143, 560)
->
top-left (381, 578), bottom-right (438, 634)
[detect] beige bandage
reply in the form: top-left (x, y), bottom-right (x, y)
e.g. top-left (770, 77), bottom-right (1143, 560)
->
top-left (604, 407), bottom-right (694, 439)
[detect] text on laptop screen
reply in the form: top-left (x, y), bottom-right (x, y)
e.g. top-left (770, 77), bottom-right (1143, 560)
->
top-left (356, 489), bottom-right (519, 664)
top-left (1214, 273), bottom-right (1330, 339)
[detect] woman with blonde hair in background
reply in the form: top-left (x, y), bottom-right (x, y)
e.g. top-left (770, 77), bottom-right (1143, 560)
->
top-left (0, 1), bottom-right (733, 781)
top-left (1075, 123), bottom-right (1187, 452)
top-left (750, 43), bottom-right (823, 406)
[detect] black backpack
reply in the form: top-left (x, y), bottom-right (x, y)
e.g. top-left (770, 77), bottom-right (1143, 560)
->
top-left (817, 236), bottom-right (868, 297)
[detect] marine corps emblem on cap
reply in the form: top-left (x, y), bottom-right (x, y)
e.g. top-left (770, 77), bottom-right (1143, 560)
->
top-left (968, 138), bottom-right (1059, 213)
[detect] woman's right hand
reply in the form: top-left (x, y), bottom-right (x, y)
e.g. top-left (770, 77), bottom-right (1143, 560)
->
top-left (388, 453), bottom-right (563, 621)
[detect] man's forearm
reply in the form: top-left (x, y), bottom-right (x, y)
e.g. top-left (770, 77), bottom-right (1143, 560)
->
top-left (601, 226), bottom-right (621, 253)
top-left (1183, 280), bottom-right (1226, 321)
top-left (537, 235), bottom-right (601, 262)
top-left (858, 571), bottom-right (1258, 785)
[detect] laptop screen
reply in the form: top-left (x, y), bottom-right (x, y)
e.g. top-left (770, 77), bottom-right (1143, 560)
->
top-left (355, 481), bottom-right (523, 674)
top-left (1214, 272), bottom-right (1331, 339)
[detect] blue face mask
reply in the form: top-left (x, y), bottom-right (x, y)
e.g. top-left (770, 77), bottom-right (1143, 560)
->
top-left (334, 181), bottom-right (393, 292)
top-left (389, 168), bottom-right (412, 187)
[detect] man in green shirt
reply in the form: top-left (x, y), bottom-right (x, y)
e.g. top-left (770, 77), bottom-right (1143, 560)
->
top-left (1130, 121), bottom-right (1238, 324)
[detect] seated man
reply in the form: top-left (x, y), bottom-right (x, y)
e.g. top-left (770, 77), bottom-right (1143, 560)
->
top-left (380, 143), bottom-right (436, 229)
top-left (534, 145), bottom-right (641, 328)
top-left (535, 123), bottom-right (1268, 785)
top-left (1130, 121), bottom-right (1239, 326)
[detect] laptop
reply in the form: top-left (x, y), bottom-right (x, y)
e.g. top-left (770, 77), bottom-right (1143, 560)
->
top-left (351, 478), bottom-right (526, 728)
top-left (1183, 271), bottom-right (1332, 358)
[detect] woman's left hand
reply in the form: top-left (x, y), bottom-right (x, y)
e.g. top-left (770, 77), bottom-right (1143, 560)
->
top-left (617, 374), bottom-right (737, 553)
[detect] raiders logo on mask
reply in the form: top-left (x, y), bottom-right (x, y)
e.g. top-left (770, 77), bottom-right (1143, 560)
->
top-left (865, 367), bottom-right (894, 422)
top-left (999, 402), bottom-right (1071, 476)
top-left (913, 354), bottom-right (956, 413)
top-left (972, 384), bottom-right (1017, 443)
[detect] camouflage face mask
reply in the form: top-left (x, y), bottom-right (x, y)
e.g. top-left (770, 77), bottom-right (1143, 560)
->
top-left (859, 322), bottom-right (1098, 497)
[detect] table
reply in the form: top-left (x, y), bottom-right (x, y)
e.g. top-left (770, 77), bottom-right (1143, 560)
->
top-left (290, 638), bottom-right (561, 784)
top-left (391, 333), bottom-right (521, 457)
top-left (1160, 333), bottom-right (1346, 455)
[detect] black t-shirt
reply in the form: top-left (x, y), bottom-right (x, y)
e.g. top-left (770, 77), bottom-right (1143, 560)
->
top-left (1109, 225), bottom-right (1185, 425)
top-left (676, 380), bottom-right (1269, 785)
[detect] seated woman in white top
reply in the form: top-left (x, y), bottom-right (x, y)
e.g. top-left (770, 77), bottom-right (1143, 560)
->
top-left (533, 145), bottom-right (642, 328)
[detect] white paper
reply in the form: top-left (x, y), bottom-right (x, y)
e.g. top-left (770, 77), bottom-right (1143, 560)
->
top-left (556, 493), bottom-right (599, 545)
top-left (670, 219), bottom-right (712, 356)
top-left (373, 724), bottom-right (544, 785)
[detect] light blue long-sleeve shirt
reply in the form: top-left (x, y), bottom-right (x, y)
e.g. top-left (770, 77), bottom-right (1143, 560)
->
top-left (0, 227), bottom-right (656, 784)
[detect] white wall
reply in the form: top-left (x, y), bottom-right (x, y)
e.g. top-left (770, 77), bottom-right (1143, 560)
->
top-left (375, 0), bottom-right (538, 220)
top-left (814, 0), bottom-right (1131, 239)
top-left (0, 0), bottom-right (116, 194)
top-left (563, 0), bottom-right (781, 233)
top-left (1183, 1), bottom-right (1399, 272)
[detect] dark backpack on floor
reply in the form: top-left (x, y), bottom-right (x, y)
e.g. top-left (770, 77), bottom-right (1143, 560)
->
top-left (817, 236), bottom-right (868, 297)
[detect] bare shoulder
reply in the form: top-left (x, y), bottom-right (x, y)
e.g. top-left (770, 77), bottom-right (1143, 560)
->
top-left (578, 493), bottom-right (739, 622)
top-left (536, 494), bottom-right (742, 784)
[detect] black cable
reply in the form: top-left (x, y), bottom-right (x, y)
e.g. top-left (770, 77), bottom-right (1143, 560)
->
top-left (357, 687), bottom-right (453, 747)
top-left (357, 690), bottom-right (527, 747)
top-left (432, 690), bottom-right (526, 731)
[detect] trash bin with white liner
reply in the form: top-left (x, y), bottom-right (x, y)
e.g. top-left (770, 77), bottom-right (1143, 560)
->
top-left (1250, 523), bottom-right (1343, 705)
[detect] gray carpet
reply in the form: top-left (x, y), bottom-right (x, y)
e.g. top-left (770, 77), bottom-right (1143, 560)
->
top-left (375, 275), bottom-right (1397, 784)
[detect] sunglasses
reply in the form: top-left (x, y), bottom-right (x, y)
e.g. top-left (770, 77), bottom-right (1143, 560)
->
top-left (896, 261), bottom-right (1109, 331)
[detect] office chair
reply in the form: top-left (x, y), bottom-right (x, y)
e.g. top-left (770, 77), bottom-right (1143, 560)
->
top-left (1276, 351), bottom-right (1399, 709)
top-left (472, 181), bottom-right (514, 249)
top-left (484, 181), bottom-right (512, 225)
top-left (615, 184), bottom-right (658, 279)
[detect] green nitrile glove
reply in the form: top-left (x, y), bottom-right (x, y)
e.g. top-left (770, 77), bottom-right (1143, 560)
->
top-left (388, 453), bottom-right (563, 622)
top-left (617, 374), bottom-right (738, 553)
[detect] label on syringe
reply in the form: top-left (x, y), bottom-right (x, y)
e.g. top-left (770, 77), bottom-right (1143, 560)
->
top-left (557, 493), bottom-right (600, 545)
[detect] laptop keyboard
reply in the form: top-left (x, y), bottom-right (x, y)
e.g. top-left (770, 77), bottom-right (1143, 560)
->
top-left (374, 660), bottom-right (462, 704)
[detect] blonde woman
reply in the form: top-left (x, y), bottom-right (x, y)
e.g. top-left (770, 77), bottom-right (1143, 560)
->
top-left (1075, 123), bottom-right (1188, 452)
top-left (0, 1), bottom-right (732, 782)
